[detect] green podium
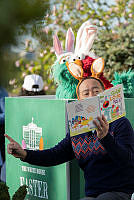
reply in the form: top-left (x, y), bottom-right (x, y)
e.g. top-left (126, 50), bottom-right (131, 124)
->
top-left (5, 97), bottom-right (134, 200)
top-left (5, 97), bottom-right (68, 200)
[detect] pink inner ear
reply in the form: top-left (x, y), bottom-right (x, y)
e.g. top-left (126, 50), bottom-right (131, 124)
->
top-left (53, 35), bottom-right (63, 56)
top-left (65, 28), bottom-right (75, 52)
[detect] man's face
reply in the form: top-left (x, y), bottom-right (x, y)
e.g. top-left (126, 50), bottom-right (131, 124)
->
top-left (78, 78), bottom-right (104, 100)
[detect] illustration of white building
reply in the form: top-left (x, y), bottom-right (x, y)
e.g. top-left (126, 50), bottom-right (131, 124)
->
top-left (23, 118), bottom-right (42, 150)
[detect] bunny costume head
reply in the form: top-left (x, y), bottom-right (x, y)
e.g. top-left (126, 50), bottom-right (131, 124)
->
top-left (52, 21), bottom-right (112, 99)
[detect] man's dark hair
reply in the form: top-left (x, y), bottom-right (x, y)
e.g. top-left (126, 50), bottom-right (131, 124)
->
top-left (19, 88), bottom-right (46, 96)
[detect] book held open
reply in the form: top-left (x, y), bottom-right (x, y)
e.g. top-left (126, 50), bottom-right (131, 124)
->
top-left (66, 84), bottom-right (126, 137)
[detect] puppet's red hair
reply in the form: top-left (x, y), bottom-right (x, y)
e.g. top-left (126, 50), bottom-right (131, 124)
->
top-left (82, 56), bottom-right (113, 89)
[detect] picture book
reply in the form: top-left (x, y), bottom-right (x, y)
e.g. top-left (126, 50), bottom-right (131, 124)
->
top-left (66, 84), bottom-right (126, 137)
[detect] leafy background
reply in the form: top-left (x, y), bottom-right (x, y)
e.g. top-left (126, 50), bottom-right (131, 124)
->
top-left (0, 0), bottom-right (134, 95)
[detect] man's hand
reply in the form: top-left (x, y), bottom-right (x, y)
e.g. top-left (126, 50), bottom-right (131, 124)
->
top-left (5, 134), bottom-right (27, 160)
top-left (93, 114), bottom-right (109, 140)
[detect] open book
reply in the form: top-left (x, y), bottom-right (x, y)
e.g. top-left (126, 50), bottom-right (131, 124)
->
top-left (66, 84), bottom-right (126, 137)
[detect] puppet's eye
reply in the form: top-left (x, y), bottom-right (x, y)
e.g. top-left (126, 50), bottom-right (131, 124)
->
top-left (77, 54), bottom-right (85, 60)
top-left (69, 56), bottom-right (77, 62)
top-left (60, 58), bottom-right (66, 64)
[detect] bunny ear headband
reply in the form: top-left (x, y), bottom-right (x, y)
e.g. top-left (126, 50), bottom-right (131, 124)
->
top-left (53, 21), bottom-right (113, 99)
top-left (71, 57), bottom-right (105, 99)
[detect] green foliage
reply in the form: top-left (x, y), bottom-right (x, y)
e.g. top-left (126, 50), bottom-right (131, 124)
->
top-left (0, 0), bottom-right (50, 86)
top-left (0, 182), bottom-right (27, 200)
top-left (4, 0), bottom-right (134, 96)
top-left (0, 0), bottom-right (50, 49)
top-left (8, 44), bottom-right (56, 95)
top-left (0, 182), bottom-right (10, 200)
top-left (12, 185), bottom-right (27, 200)
top-left (93, 21), bottom-right (134, 81)
top-left (0, 193), bottom-right (10, 200)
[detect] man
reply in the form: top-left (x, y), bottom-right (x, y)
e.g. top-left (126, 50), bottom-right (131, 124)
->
top-left (5, 77), bottom-right (134, 200)
top-left (19, 74), bottom-right (46, 96)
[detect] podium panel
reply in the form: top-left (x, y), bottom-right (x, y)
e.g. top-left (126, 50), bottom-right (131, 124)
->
top-left (5, 97), bottom-right (68, 200)
top-left (125, 98), bottom-right (134, 128)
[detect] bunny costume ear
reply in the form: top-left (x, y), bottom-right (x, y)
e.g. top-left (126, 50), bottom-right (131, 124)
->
top-left (75, 21), bottom-right (97, 56)
top-left (75, 20), bottom-right (91, 54)
top-left (65, 28), bottom-right (75, 53)
top-left (53, 34), bottom-right (63, 57)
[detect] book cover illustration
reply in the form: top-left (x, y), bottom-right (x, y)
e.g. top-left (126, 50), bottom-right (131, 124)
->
top-left (99, 84), bottom-right (126, 123)
top-left (67, 84), bottom-right (126, 137)
top-left (67, 96), bottom-right (101, 137)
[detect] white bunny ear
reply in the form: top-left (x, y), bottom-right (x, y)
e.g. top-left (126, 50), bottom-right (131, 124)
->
top-left (75, 21), bottom-right (97, 56)
top-left (81, 25), bottom-right (97, 55)
top-left (75, 20), bottom-right (91, 55)
top-left (53, 34), bottom-right (63, 57)
top-left (65, 28), bottom-right (75, 53)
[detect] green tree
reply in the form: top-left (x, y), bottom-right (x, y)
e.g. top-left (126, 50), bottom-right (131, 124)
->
top-left (0, 0), bottom-right (50, 86)
top-left (8, 0), bottom-right (134, 94)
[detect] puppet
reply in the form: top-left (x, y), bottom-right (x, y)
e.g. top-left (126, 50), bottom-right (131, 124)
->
top-left (112, 69), bottom-right (134, 98)
top-left (52, 21), bottom-right (112, 99)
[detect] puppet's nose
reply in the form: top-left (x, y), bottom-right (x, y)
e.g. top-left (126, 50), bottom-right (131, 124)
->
top-left (74, 59), bottom-right (83, 67)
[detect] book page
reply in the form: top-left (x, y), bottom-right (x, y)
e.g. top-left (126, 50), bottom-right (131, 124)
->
top-left (99, 84), bottom-right (126, 123)
top-left (66, 96), bottom-right (100, 137)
